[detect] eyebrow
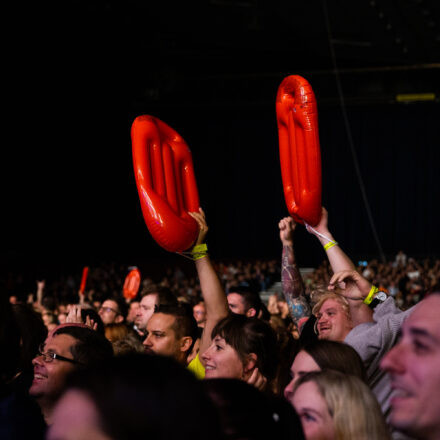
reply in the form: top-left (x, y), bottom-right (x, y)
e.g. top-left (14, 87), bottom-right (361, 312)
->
top-left (409, 327), bottom-right (440, 345)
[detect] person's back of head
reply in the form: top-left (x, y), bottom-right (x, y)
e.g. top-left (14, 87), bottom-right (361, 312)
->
top-left (49, 353), bottom-right (222, 440)
top-left (203, 378), bottom-right (305, 440)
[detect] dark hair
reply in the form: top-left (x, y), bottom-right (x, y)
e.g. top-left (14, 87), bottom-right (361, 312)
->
top-left (53, 326), bottom-right (113, 367)
top-left (104, 296), bottom-right (128, 320)
top-left (63, 354), bottom-right (222, 439)
top-left (140, 286), bottom-right (178, 307)
top-left (211, 315), bottom-right (279, 381)
top-left (203, 378), bottom-right (305, 440)
top-left (12, 304), bottom-right (48, 374)
top-left (155, 304), bottom-right (198, 353)
top-left (301, 340), bottom-right (367, 383)
top-left (228, 287), bottom-right (262, 315)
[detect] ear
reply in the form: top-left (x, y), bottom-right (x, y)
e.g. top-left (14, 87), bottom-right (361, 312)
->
top-left (179, 336), bottom-right (193, 353)
top-left (115, 315), bottom-right (124, 324)
top-left (246, 308), bottom-right (257, 318)
top-left (243, 352), bottom-right (257, 374)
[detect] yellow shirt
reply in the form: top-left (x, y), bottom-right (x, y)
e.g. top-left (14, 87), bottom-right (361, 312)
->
top-left (187, 353), bottom-right (205, 379)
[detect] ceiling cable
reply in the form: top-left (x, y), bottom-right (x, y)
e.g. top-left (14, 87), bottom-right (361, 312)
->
top-left (322, 0), bottom-right (386, 263)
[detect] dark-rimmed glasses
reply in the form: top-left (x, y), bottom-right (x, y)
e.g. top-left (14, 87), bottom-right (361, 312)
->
top-left (37, 343), bottom-right (82, 365)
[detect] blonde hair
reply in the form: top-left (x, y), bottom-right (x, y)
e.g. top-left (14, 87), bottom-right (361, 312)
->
top-left (312, 292), bottom-right (351, 320)
top-left (294, 370), bottom-right (391, 440)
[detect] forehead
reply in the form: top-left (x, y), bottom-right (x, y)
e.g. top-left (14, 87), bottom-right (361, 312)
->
top-left (404, 295), bottom-right (440, 337)
top-left (45, 334), bottom-right (78, 354)
top-left (293, 381), bottom-right (326, 409)
top-left (227, 293), bottom-right (244, 304)
top-left (319, 298), bottom-right (343, 312)
top-left (147, 313), bottom-right (176, 332)
top-left (141, 294), bottom-right (158, 307)
top-left (102, 299), bottom-right (118, 309)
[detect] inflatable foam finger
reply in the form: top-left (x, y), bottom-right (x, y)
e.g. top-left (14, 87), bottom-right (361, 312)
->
top-left (131, 115), bottom-right (200, 252)
top-left (79, 267), bottom-right (89, 295)
top-left (123, 268), bottom-right (141, 300)
top-left (276, 75), bottom-right (322, 226)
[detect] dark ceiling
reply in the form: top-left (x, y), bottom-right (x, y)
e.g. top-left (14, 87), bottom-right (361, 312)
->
top-left (73, 0), bottom-right (440, 107)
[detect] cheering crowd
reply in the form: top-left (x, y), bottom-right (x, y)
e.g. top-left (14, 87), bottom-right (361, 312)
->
top-left (1, 207), bottom-right (440, 440)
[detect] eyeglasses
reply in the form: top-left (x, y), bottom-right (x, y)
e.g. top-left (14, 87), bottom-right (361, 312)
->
top-left (99, 306), bottom-right (119, 315)
top-left (37, 344), bottom-right (82, 365)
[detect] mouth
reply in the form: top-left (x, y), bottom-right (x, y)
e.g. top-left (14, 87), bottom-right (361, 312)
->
top-left (391, 385), bottom-right (413, 405)
top-left (32, 372), bottom-right (47, 383)
top-left (319, 326), bottom-right (331, 333)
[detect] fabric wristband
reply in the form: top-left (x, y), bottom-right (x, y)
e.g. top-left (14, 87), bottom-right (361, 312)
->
top-left (324, 241), bottom-right (338, 251)
top-left (363, 285), bottom-right (379, 305)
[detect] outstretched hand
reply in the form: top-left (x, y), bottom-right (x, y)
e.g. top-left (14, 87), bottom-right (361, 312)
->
top-left (188, 208), bottom-right (208, 246)
top-left (66, 305), bottom-right (83, 324)
top-left (279, 216), bottom-right (295, 246)
top-left (328, 270), bottom-right (372, 301)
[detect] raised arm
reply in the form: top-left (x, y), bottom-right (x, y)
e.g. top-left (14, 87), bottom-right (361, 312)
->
top-left (307, 207), bottom-right (373, 325)
top-left (189, 209), bottom-right (229, 357)
top-left (279, 216), bottom-right (311, 326)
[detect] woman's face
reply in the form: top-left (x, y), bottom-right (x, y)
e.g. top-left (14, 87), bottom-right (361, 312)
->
top-left (292, 381), bottom-right (335, 440)
top-left (202, 335), bottom-right (245, 379)
top-left (284, 350), bottom-right (320, 404)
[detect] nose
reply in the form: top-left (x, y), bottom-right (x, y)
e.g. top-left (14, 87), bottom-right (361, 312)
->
top-left (143, 335), bottom-right (152, 347)
top-left (201, 345), bottom-right (213, 363)
top-left (380, 343), bottom-right (405, 374)
top-left (284, 378), bottom-right (295, 403)
top-left (32, 353), bottom-right (43, 366)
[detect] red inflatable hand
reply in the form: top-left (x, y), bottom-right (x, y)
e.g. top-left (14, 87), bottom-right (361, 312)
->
top-left (276, 75), bottom-right (322, 226)
top-left (123, 268), bottom-right (141, 300)
top-left (131, 115), bottom-right (200, 252)
top-left (79, 267), bottom-right (89, 295)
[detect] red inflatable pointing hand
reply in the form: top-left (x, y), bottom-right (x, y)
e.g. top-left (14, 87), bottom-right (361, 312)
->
top-left (123, 268), bottom-right (141, 300)
top-left (276, 75), bottom-right (322, 226)
top-left (131, 115), bottom-right (200, 252)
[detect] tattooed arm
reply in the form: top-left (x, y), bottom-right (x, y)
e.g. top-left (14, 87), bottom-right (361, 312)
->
top-left (279, 217), bottom-right (311, 326)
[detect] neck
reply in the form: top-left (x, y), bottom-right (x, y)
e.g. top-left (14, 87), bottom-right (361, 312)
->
top-left (36, 396), bottom-right (56, 425)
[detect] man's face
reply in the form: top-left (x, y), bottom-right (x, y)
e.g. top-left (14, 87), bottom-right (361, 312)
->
top-left (98, 300), bottom-right (122, 325)
top-left (380, 295), bottom-right (440, 439)
top-left (227, 293), bottom-right (247, 315)
top-left (135, 294), bottom-right (158, 331)
top-left (315, 298), bottom-right (352, 342)
top-left (29, 334), bottom-right (78, 402)
top-left (126, 301), bottom-right (140, 324)
top-left (143, 313), bottom-right (185, 361)
top-left (193, 303), bottom-right (206, 325)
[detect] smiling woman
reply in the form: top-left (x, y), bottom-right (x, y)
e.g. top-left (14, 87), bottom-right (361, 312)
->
top-left (201, 314), bottom-right (279, 389)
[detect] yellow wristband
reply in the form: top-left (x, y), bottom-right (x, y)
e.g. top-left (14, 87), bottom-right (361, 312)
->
top-left (324, 241), bottom-right (338, 251)
top-left (192, 243), bottom-right (208, 261)
top-left (363, 285), bottom-right (379, 305)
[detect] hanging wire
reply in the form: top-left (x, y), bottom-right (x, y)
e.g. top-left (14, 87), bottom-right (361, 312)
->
top-left (321, 0), bottom-right (386, 263)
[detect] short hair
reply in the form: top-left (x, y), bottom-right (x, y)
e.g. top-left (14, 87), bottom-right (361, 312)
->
top-left (53, 326), bottom-right (113, 367)
top-left (154, 304), bottom-right (198, 353)
top-left (140, 286), bottom-right (178, 307)
top-left (293, 370), bottom-right (390, 440)
top-left (106, 296), bottom-right (128, 320)
top-left (300, 340), bottom-right (367, 383)
top-left (211, 315), bottom-right (279, 381)
top-left (228, 286), bottom-right (263, 315)
top-left (112, 334), bottom-right (145, 356)
top-left (312, 292), bottom-right (351, 320)
top-left (62, 354), bottom-right (223, 439)
top-left (104, 323), bottom-right (131, 343)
